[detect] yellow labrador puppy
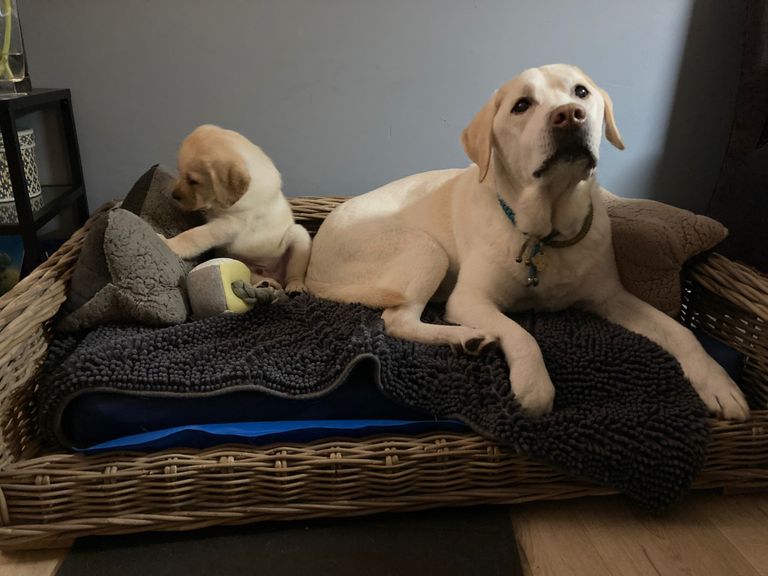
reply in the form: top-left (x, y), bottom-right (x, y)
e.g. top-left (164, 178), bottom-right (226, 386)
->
top-left (163, 125), bottom-right (311, 293)
top-left (307, 64), bottom-right (749, 420)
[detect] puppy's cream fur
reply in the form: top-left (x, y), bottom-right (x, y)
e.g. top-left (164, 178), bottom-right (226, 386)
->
top-left (163, 125), bottom-right (311, 292)
top-left (307, 64), bottom-right (749, 420)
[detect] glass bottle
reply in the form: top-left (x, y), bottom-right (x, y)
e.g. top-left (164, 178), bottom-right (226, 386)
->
top-left (0, 0), bottom-right (27, 93)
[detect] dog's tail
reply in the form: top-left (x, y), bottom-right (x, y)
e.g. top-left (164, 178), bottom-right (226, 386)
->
top-left (307, 280), bottom-right (406, 309)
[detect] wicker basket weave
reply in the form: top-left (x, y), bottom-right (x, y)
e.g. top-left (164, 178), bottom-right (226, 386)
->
top-left (0, 196), bottom-right (765, 549)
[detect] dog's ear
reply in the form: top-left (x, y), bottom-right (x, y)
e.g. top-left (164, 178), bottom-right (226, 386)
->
top-left (597, 87), bottom-right (625, 150)
top-left (461, 90), bottom-right (500, 182)
top-left (209, 158), bottom-right (251, 209)
top-left (577, 68), bottom-right (625, 151)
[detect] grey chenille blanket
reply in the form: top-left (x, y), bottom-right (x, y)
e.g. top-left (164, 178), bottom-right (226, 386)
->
top-left (37, 295), bottom-right (710, 511)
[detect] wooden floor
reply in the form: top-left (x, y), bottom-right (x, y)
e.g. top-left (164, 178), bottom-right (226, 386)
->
top-left (0, 492), bottom-right (766, 576)
top-left (511, 493), bottom-right (768, 576)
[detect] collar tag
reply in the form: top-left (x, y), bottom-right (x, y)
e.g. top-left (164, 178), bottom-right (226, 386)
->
top-left (498, 195), bottom-right (594, 288)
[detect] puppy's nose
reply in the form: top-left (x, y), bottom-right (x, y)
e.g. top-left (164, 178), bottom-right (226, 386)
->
top-left (550, 104), bottom-right (586, 130)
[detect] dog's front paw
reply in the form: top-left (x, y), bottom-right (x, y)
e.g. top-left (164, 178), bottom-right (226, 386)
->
top-left (689, 362), bottom-right (749, 421)
top-left (509, 355), bottom-right (555, 417)
top-left (158, 234), bottom-right (181, 255)
top-left (254, 276), bottom-right (284, 291)
top-left (159, 234), bottom-right (184, 257)
top-left (449, 327), bottom-right (498, 355)
top-left (284, 280), bottom-right (307, 295)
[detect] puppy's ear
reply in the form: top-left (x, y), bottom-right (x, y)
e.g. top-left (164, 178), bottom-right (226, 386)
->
top-left (461, 90), bottom-right (500, 182)
top-left (209, 158), bottom-right (251, 209)
top-left (597, 87), bottom-right (625, 150)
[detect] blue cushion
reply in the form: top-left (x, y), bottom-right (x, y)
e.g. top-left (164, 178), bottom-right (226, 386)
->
top-left (82, 419), bottom-right (468, 454)
top-left (61, 361), bottom-right (464, 450)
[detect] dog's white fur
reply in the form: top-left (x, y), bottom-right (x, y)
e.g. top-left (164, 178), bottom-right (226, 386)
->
top-left (163, 125), bottom-right (311, 292)
top-left (306, 64), bottom-right (749, 420)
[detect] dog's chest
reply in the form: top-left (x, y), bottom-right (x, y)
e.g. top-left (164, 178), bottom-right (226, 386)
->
top-left (494, 239), bottom-right (606, 312)
top-left (237, 252), bottom-right (290, 285)
top-left (227, 228), bottom-right (286, 259)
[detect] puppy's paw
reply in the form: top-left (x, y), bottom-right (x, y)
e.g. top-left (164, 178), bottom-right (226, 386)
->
top-left (159, 235), bottom-right (190, 258)
top-left (449, 327), bottom-right (498, 355)
top-left (157, 233), bottom-right (180, 253)
top-left (690, 363), bottom-right (749, 421)
top-left (509, 356), bottom-right (555, 417)
top-left (284, 280), bottom-right (307, 295)
top-left (255, 277), bottom-right (284, 291)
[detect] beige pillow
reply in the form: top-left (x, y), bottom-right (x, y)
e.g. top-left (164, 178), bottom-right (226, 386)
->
top-left (603, 190), bottom-right (727, 317)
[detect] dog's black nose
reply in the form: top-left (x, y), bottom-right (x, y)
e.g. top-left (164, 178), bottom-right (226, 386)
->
top-left (551, 104), bottom-right (586, 130)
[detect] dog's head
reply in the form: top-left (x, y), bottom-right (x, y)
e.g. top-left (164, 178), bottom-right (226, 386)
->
top-left (172, 124), bottom-right (253, 213)
top-left (461, 64), bottom-right (624, 187)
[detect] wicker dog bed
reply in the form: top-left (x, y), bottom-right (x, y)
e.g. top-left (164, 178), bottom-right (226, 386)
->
top-left (0, 197), bottom-right (765, 549)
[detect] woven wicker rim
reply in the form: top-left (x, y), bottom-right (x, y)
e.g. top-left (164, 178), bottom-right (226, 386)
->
top-left (0, 196), bottom-right (764, 549)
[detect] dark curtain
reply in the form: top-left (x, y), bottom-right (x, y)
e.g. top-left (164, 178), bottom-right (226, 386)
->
top-left (706, 0), bottom-right (768, 271)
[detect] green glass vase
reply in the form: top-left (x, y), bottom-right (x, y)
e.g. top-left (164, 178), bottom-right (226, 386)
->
top-left (0, 0), bottom-right (29, 94)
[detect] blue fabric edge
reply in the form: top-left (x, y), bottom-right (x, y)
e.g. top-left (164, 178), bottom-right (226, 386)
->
top-left (81, 419), bottom-right (468, 454)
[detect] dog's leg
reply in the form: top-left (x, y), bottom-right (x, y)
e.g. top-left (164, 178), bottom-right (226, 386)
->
top-left (383, 302), bottom-right (498, 354)
top-left (584, 290), bottom-right (749, 420)
top-left (380, 241), bottom-right (497, 354)
top-left (445, 288), bottom-right (555, 417)
top-left (282, 224), bottom-right (312, 294)
top-left (161, 221), bottom-right (234, 260)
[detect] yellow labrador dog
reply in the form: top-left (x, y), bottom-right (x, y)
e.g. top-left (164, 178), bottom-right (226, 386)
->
top-left (306, 64), bottom-right (749, 420)
top-left (163, 125), bottom-right (311, 293)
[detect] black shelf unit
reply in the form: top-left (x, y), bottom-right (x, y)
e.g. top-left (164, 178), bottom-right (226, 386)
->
top-left (0, 89), bottom-right (89, 272)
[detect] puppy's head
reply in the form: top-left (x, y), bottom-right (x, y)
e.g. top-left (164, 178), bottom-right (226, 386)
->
top-left (461, 64), bottom-right (624, 187)
top-left (173, 124), bottom-right (252, 213)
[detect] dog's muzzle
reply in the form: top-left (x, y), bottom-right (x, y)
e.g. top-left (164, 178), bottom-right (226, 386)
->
top-left (533, 130), bottom-right (597, 179)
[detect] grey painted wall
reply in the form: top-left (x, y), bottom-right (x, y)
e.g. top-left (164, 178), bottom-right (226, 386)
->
top-left (21, 0), bottom-right (744, 213)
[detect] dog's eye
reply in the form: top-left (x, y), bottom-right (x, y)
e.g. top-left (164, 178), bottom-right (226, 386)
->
top-left (186, 176), bottom-right (198, 186)
top-left (574, 84), bottom-right (590, 99)
top-left (511, 98), bottom-right (531, 114)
